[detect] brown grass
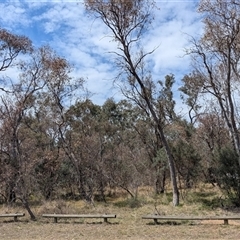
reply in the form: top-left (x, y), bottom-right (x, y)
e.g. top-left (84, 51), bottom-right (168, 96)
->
top-left (1, 185), bottom-right (240, 240)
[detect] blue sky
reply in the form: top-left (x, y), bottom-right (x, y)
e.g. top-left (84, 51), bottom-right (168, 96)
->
top-left (0, 0), bottom-right (203, 114)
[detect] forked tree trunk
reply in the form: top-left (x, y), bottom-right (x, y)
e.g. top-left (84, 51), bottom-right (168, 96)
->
top-left (157, 122), bottom-right (179, 206)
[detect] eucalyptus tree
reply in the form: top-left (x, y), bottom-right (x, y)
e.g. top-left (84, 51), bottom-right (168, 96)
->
top-left (0, 46), bottom-right (52, 220)
top-left (85, 0), bottom-right (179, 205)
top-left (169, 120), bottom-right (202, 189)
top-left (185, 0), bottom-right (240, 165)
top-left (0, 37), bottom-right (79, 219)
top-left (195, 110), bottom-right (231, 184)
top-left (180, 74), bottom-right (203, 125)
top-left (33, 49), bottom-right (87, 201)
top-left (63, 99), bottom-right (104, 202)
top-left (100, 99), bottom-right (151, 199)
top-left (132, 75), bottom-right (177, 195)
top-left (0, 29), bottom-right (36, 217)
top-left (66, 98), bottom-right (148, 200)
top-left (29, 107), bottom-right (62, 200)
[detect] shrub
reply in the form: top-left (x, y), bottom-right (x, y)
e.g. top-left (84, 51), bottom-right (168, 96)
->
top-left (216, 147), bottom-right (240, 206)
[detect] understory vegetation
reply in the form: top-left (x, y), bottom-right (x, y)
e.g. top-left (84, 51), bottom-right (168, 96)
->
top-left (1, 184), bottom-right (239, 221)
top-left (1, 186), bottom-right (240, 240)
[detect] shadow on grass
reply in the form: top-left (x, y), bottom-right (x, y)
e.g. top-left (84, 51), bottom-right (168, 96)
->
top-left (41, 220), bottom-right (119, 225)
top-left (86, 221), bottom-right (119, 225)
top-left (113, 198), bottom-right (146, 208)
top-left (1, 219), bottom-right (28, 224)
top-left (43, 221), bottom-right (85, 224)
top-left (146, 220), bottom-right (187, 226)
top-left (188, 191), bottom-right (240, 211)
top-left (186, 191), bottom-right (223, 209)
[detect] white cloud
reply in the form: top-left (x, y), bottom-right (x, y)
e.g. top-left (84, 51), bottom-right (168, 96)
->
top-left (0, 1), bottom-right (202, 107)
top-left (0, 3), bottom-right (30, 30)
top-left (143, 1), bottom-right (202, 76)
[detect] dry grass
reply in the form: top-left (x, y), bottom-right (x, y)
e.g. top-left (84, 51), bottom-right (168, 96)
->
top-left (1, 185), bottom-right (240, 240)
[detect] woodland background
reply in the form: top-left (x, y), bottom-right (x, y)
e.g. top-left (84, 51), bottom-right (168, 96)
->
top-left (1, 0), bottom-right (240, 220)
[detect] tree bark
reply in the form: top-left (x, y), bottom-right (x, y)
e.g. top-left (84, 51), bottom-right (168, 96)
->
top-left (21, 198), bottom-right (36, 221)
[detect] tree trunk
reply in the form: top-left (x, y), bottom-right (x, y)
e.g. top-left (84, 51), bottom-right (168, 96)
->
top-left (22, 198), bottom-right (36, 221)
top-left (85, 0), bottom-right (180, 206)
top-left (155, 169), bottom-right (166, 194)
top-left (125, 43), bottom-right (180, 206)
top-left (155, 118), bottom-right (179, 205)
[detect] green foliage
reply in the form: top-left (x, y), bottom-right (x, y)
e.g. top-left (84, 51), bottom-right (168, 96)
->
top-left (158, 74), bottom-right (176, 121)
top-left (157, 193), bottom-right (173, 205)
top-left (185, 191), bottom-right (223, 209)
top-left (114, 196), bottom-right (146, 208)
top-left (174, 140), bottom-right (202, 187)
top-left (172, 121), bottom-right (202, 188)
top-left (215, 147), bottom-right (240, 206)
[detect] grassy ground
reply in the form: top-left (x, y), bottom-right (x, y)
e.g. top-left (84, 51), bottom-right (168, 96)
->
top-left (1, 185), bottom-right (240, 240)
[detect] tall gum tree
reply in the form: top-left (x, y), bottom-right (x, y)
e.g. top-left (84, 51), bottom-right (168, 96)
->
top-left (85, 0), bottom-right (179, 205)
top-left (0, 46), bottom-right (50, 220)
top-left (0, 28), bottom-right (36, 219)
top-left (0, 37), bottom-right (79, 219)
top-left (185, 0), bottom-right (240, 166)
